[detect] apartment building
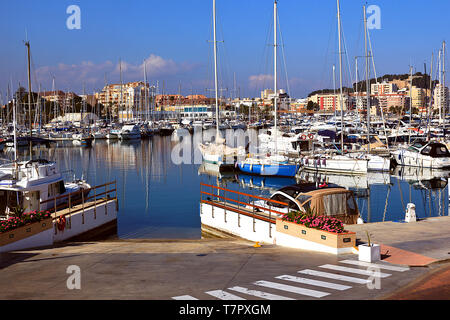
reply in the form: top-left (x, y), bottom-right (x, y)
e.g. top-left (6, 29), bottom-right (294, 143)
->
top-left (433, 83), bottom-right (449, 114)
top-left (309, 93), bottom-right (350, 111)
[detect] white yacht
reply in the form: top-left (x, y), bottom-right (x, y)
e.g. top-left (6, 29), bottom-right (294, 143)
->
top-left (119, 124), bottom-right (141, 140)
top-left (392, 141), bottom-right (450, 169)
top-left (0, 159), bottom-right (90, 219)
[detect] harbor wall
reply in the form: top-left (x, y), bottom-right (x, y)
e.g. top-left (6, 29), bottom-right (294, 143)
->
top-left (54, 200), bottom-right (117, 242)
top-left (0, 228), bottom-right (53, 253)
top-left (200, 203), bottom-right (275, 244)
top-left (200, 203), bottom-right (355, 255)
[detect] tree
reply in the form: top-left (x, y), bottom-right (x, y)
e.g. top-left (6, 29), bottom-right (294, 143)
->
top-left (238, 104), bottom-right (249, 115)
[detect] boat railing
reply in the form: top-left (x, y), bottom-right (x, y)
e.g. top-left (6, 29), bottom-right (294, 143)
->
top-left (40, 180), bottom-right (118, 220)
top-left (200, 182), bottom-right (289, 224)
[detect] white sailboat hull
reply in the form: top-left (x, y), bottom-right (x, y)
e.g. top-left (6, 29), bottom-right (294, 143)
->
top-left (301, 155), bottom-right (369, 175)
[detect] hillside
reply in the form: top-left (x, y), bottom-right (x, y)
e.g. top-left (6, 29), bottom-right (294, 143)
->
top-left (308, 72), bottom-right (438, 97)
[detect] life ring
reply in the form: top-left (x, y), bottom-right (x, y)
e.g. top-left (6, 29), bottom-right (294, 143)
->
top-left (301, 134), bottom-right (307, 140)
top-left (57, 216), bottom-right (66, 231)
top-left (308, 134), bottom-right (314, 140)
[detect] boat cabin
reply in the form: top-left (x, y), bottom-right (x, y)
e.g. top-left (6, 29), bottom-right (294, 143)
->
top-left (268, 183), bottom-right (359, 224)
top-left (0, 159), bottom-right (86, 219)
top-left (408, 141), bottom-right (450, 158)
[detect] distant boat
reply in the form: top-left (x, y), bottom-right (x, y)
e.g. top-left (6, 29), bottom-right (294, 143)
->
top-left (72, 132), bottom-right (94, 146)
top-left (119, 124), bottom-right (141, 140)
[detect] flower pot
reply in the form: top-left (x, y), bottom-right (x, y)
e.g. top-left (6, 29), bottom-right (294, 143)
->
top-left (358, 243), bottom-right (381, 263)
top-left (0, 218), bottom-right (53, 247)
top-left (275, 219), bottom-right (356, 254)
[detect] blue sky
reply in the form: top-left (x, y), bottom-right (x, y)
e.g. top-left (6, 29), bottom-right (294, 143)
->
top-left (1, 0), bottom-right (449, 100)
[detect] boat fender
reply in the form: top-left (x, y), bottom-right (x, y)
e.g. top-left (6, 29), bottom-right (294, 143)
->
top-left (57, 216), bottom-right (66, 232)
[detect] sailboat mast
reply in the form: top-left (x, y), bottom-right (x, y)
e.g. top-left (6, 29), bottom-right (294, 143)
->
top-left (120, 58), bottom-right (123, 124)
top-left (443, 41), bottom-right (446, 118)
top-left (144, 59), bottom-right (148, 122)
top-left (427, 52), bottom-right (433, 141)
top-left (364, 5), bottom-right (371, 154)
top-left (409, 66), bottom-right (413, 144)
top-left (337, 0), bottom-right (344, 154)
top-left (25, 41), bottom-right (33, 158)
top-left (213, 0), bottom-right (220, 138)
top-left (333, 64), bottom-right (337, 121)
top-left (274, 0), bottom-right (278, 154)
top-left (439, 49), bottom-right (442, 123)
top-left (12, 80), bottom-right (17, 164)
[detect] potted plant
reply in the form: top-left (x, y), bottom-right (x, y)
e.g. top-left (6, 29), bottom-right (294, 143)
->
top-left (358, 230), bottom-right (381, 262)
top-left (276, 209), bottom-right (356, 254)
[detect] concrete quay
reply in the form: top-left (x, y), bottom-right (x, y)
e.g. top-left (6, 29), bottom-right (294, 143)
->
top-left (0, 216), bottom-right (449, 300)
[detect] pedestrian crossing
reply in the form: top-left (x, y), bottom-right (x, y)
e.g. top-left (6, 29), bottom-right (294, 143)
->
top-left (171, 259), bottom-right (410, 300)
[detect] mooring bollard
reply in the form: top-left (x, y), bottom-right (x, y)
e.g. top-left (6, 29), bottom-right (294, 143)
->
top-left (405, 203), bottom-right (416, 222)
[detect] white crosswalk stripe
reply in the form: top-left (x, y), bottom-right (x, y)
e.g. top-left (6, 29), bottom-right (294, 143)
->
top-left (228, 286), bottom-right (295, 300)
top-left (172, 295), bottom-right (198, 300)
top-left (205, 290), bottom-right (246, 300)
top-left (299, 269), bottom-right (371, 284)
top-left (319, 264), bottom-right (392, 278)
top-left (254, 280), bottom-right (330, 298)
top-left (275, 275), bottom-right (352, 291)
top-left (172, 259), bottom-right (412, 300)
top-left (339, 260), bottom-right (410, 272)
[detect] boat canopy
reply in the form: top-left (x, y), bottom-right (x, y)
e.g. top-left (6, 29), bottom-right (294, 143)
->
top-left (296, 187), bottom-right (359, 224)
top-left (421, 142), bottom-right (450, 158)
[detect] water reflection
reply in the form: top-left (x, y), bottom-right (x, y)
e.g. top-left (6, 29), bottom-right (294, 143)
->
top-left (4, 134), bottom-right (449, 239)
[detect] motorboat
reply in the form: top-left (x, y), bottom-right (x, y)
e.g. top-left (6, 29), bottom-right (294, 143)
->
top-left (119, 124), bottom-right (141, 140)
top-left (392, 140), bottom-right (450, 169)
top-left (246, 183), bottom-right (360, 224)
top-left (0, 159), bottom-right (91, 219)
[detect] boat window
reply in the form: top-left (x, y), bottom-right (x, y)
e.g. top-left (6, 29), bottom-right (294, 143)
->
top-left (432, 145), bottom-right (450, 157)
top-left (421, 145), bottom-right (432, 155)
top-left (281, 188), bottom-right (301, 198)
top-left (48, 182), bottom-right (62, 198)
top-left (346, 194), bottom-right (358, 215)
top-left (301, 199), bottom-right (311, 213)
top-left (323, 193), bottom-right (347, 216)
top-left (297, 194), bottom-right (312, 205)
top-left (59, 181), bottom-right (66, 194)
top-left (269, 194), bottom-right (298, 210)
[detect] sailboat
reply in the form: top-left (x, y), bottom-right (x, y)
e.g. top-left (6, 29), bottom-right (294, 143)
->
top-left (0, 42), bottom-right (90, 220)
top-left (301, 1), bottom-right (387, 175)
top-left (392, 41), bottom-right (450, 169)
top-left (237, 0), bottom-right (299, 177)
top-left (72, 85), bottom-right (93, 146)
top-left (198, 0), bottom-right (243, 169)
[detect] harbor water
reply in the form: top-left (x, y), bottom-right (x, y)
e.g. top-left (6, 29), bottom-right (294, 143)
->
top-left (7, 130), bottom-right (449, 240)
